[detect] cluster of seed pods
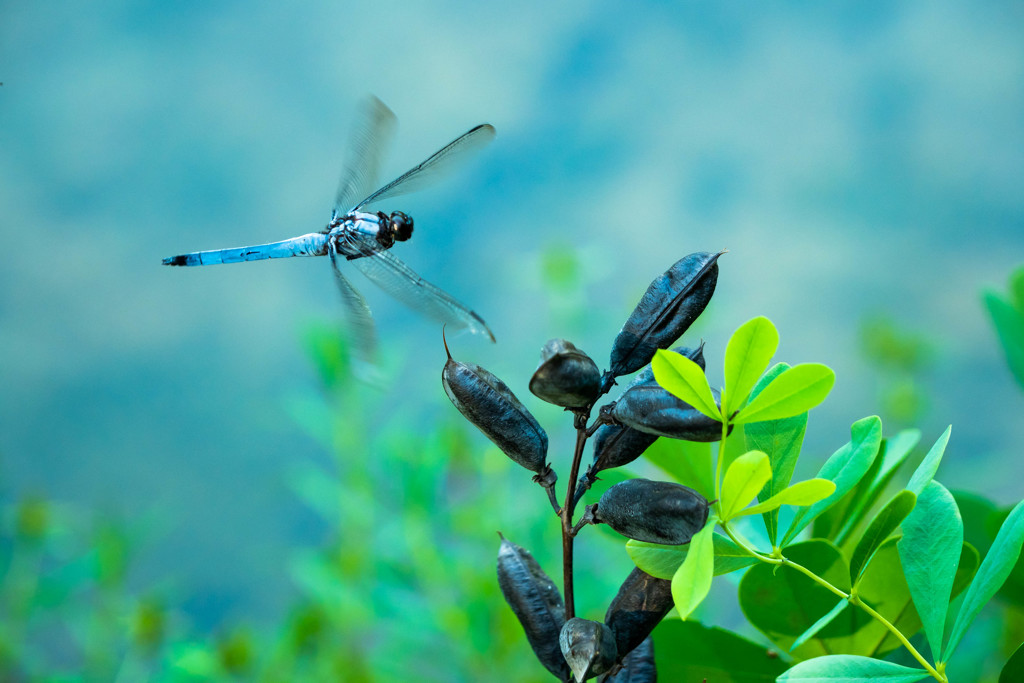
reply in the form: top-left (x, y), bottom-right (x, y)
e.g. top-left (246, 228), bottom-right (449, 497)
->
top-left (443, 251), bottom-right (723, 681)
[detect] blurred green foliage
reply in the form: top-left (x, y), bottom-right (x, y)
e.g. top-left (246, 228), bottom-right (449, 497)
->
top-left (859, 315), bottom-right (933, 425)
top-left (984, 266), bottom-right (1024, 391)
top-left (0, 318), bottom-right (608, 682)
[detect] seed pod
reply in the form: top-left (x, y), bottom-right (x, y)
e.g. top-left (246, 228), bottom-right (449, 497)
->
top-left (595, 479), bottom-right (708, 545)
top-left (599, 636), bottom-right (655, 683)
top-left (591, 424), bottom-right (659, 475)
top-left (608, 252), bottom-right (721, 381)
top-left (496, 535), bottom-right (570, 681)
top-left (610, 350), bottom-right (722, 443)
top-left (611, 382), bottom-right (724, 442)
top-left (443, 342), bottom-right (549, 473)
top-left (559, 618), bottom-right (617, 681)
top-left (529, 339), bottom-right (601, 408)
top-left (604, 568), bottom-right (673, 660)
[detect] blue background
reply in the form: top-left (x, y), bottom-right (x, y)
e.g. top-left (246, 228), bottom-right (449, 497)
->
top-left (2, 1), bottom-right (1022, 629)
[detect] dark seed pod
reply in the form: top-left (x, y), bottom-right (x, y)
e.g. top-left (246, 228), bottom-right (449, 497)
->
top-left (529, 339), bottom-right (601, 408)
top-left (611, 384), bottom-right (724, 442)
top-left (443, 342), bottom-right (548, 473)
top-left (595, 479), bottom-right (709, 545)
top-left (607, 252), bottom-right (721, 382)
top-left (496, 535), bottom-right (570, 681)
top-left (599, 636), bottom-right (655, 683)
top-left (610, 354), bottom-right (723, 442)
top-left (559, 618), bottom-right (617, 681)
top-left (591, 424), bottom-right (659, 475)
top-left (604, 568), bottom-right (673, 660)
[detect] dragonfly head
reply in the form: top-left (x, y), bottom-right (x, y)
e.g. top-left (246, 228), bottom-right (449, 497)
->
top-left (389, 211), bottom-right (414, 242)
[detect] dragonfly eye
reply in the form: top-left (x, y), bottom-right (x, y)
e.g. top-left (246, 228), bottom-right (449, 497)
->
top-left (390, 212), bottom-right (414, 242)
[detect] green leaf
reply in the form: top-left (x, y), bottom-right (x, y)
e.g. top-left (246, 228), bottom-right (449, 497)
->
top-left (944, 499), bottom-right (1024, 661)
top-left (830, 429), bottom-right (921, 546)
top-left (671, 520), bottom-right (716, 619)
top-left (897, 481), bottom-right (962, 662)
top-left (789, 599), bottom-right (848, 652)
top-left (653, 619), bottom-right (789, 682)
top-left (782, 417), bottom-right (882, 546)
top-left (732, 364), bottom-right (835, 425)
top-left (739, 479), bottom-right (836, 518)
top-left (646, 438), bottom-right (715, 499)
top-left (953, 490), bottom-right (1024, 607)
top-left (744, 362), bottom-right (808, 546)
top-left (906, 426), bottom-right (951, 495)
top-left (628, 532), bottom-right (759, 580)
top-left (1000, 641), bottom-right (1024, 683)
top-left (778, 656), bottom-right (930, 682)
top-left (984, 285), bottom-right (1024, 389)
top-left (738, 539), bottom-right (850, 660)
top-left (720, 450), bottom-right (771, 520)
top-left (653, 348), bottom-right (722, 420)
top-left (722, 316), bottom-right (779, 416)
top-left (849, 490), bottom-right (916, 583)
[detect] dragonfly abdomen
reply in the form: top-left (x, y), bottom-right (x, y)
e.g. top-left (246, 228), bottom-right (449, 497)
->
top-left (163, 233), bottom-right (329, 266)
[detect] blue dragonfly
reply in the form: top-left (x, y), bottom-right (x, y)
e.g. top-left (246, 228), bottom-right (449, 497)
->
top-left (163, 97), bottom-right (496, 368)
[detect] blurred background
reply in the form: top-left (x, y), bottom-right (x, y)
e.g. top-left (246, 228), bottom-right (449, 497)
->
top-left (1, 1), bottom-right (1023, 680)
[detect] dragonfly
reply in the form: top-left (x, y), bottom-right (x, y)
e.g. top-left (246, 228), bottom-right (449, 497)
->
top-left (163, 97), bottom-right (496, 369)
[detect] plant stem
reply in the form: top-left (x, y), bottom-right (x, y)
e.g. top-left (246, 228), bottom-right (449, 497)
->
top-left (720, 521), bottom-right (944, 681)
top-left (561, 425), bottom-right (588, 620)
top-left (715, 415), bottom-right (729, 506)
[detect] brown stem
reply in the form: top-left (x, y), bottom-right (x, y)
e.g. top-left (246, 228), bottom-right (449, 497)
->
top-left (561, 425), bottom-right (588, 620)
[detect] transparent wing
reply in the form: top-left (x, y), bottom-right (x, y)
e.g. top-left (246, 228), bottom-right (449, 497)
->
top-left (354, 123), bottom-right (495, 210)
top-left (342, 234), bottom-right (495, 341)
top-left (333, 96), bottom-right (398, 216)
top-left (328, 243), bottom-right (379, 373)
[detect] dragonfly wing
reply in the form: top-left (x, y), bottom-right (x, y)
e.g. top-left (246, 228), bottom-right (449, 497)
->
top-left (343, 236), bottom-right (495, 341)
top-left (328, 243), bottom-right (379, 373)
top-left (333, 96), bottom-right (398, 216)
top-left (354, 123), bottom-right (495, 209)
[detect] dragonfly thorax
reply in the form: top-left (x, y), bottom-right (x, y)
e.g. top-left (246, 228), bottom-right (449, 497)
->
top-left (373, 210), bottom-right (414, 249)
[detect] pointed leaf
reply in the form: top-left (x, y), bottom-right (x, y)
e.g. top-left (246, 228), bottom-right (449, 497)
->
top-left (739, 479), bottom-right (836, 518)
top-left (732, 364), bottom-right (835, 425)
top-left (720, 450), bottom-right (771, 520)
top-left (778, 656), bottom-right (930, 682)
top-left (849, 490), bottom-right (916, 583)
top-left (783, 417), bottom-right (882, 546)
top-left (722, 316), bottom-right (778, 416)
top-left (831, 429), bottom-right (921, 546)
top-left (944, 499), bottom-right (1024, 661)
top-left (670, 520), bottom-right (715, 619)
top-left (906, 426), bottom-right (951, 495)
top-left (789, 599), bottom-right (848, 652)
top-left (652, 349), bottom-right (722, 420)
top-left (897, 481), bottom-right (961, 662)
